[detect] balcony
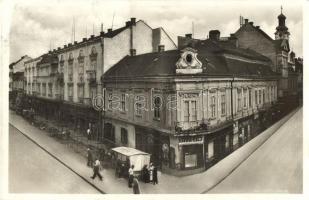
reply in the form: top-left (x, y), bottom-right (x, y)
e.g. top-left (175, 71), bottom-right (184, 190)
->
top-left (86, 70), bottom-right (96, 85)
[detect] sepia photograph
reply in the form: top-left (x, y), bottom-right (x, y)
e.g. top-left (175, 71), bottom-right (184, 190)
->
top-left (0, 0), bottom-right (306, 198)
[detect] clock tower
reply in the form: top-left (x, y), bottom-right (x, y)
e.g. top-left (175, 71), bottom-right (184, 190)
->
top-left (275, 6), bottom-right (290, 40)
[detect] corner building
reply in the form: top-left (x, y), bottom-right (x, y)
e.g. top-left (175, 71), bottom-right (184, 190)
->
top-left (102, 31), bottom-right (279, 175)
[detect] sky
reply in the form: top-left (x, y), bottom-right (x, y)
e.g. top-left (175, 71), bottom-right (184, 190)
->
top-left (8, 0), bottom-right (303, 63)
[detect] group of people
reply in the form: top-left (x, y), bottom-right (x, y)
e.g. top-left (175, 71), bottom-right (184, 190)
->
top-left (140, 163), bottom-right (158, 185)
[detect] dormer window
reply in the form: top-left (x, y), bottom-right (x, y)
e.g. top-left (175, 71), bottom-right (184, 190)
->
top-left (176, 47), bottom-right (202, 74)
top-left (186, 54), bottom-right (193, 64)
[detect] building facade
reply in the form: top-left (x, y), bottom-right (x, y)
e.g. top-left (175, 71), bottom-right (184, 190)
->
top-left (234, 10), bottom-right (299, 99)
top-left (102, 31), bottom-right (279, 174)
top-left (24, 18), bottom-right (177, 139)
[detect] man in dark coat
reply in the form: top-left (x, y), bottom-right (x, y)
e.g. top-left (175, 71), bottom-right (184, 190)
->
top-left (91, 158), bottom-right (103, 181)
top-left (153, 166), bottom-right (158, 185)
top-left (132, 176), bottom-right (141, 194)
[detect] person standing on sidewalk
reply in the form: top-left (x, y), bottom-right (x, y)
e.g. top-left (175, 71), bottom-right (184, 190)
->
top-left (87, 128), bottom-right (91, 141)
top-left (87, 148), bottom-right (93, 167)
top-left (132, 176), bottom-right (141, 194)
top-left (128, 165), bottom-right (134, 188)
top-left (148, 163), bottom-right (154, 183)
top-left (91, 158), bottom-right (103, 181)
top-left (153, 165), bottom-right (158, 185)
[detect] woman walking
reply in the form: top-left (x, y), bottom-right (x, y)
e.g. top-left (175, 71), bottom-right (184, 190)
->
top-left (132, 176), bottom-right (141, 194)
top-left (128, 165), bottom-right (134, 188)
top-left (148, 163), bottom-right (154, 183)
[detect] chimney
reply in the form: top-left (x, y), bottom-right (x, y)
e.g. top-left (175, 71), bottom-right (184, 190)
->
top-left (57, 47), bottom-right (61, 50)
top-left (125, 21), bottom-right (131, 27)
top-left (244, 19), bottom-right (249, 24)
top-left (249, 22), bottom-right (254, 25)
top-left (185, 34), bottom-right (192, 39)
top-left (64, 45), bottom-right (67, 48)
top-left (158, 45), bottom-right (165, 52)
top-left (229, 34), bottom-right (239, 48)
top-left (90, 35), bottom-right (94, 38)
top-left (130, 49), bottom-right (136, 56)
top-left (209, 30), bottom-right (220, 41)
top-left (74, 41), bottom-right (78, 44)
top-left (68, 43), bottom-right (72, 47)
top-left (108, 28), bottom-right (112, 33)
top-left (82, 38), bottom-right (87, 42)
top-left (256, 26), bottom-right (260, 29)
top-left (48, 50), bottom-right (52, 54)
top-left (100, 31), bottom-right (104, 36)
top-left (130, 17), bottom-right (136, 25)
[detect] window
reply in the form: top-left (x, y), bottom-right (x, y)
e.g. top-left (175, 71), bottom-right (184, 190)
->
top-left (90, 60), bottom-right (97, 70)
top-left (32, 83), bottom-right (35, 93)
top-left (121, 93), bottom-right (126, 112)
top-left (108, 93), bottom-right (113, 110)
top-left (68, 63), bottom-right (73, 75)
top-left (208, 141), bottom-right (214, 159)
top-left (78, 85), bottom-right (84, 103)
top-left (121, 128), bottom-right (128, 145)
top-left (37, 83), bottom-right (40, 94)
top-left (91, 46), bottom-right (97, 55)
top-left (258, 90), bottom-right (261, 104)
top-left (237, 89), bottom-right (242, 111)
top-left (183, 100), bottom-right (197, 122)
top-left (154, 96), bottom-right (161, 119)
top-left (249, 89), bottom-right (252, 107)
top-left (255, 90), bottom-right (258, 106)
top-left (90, 87), bottom-right (97, 101)
top-left (79, 62), bottom-right (84, 74)
top-left (262, 90), bottom-right (265, 104)
top-left (135, 95), bottom-right (144, 116)
top-left (48, 83), bottom-right (52, 97)
top-left (211, 96), bottom-right (216, 118)
top-left (42, 83), bottom-right (46, 96)
top-left (243, 89), bottom-right (247, 108)
top-left (68, 85), bottom-right (73, 100)
top-left (221, 94), bottom-right (226, 115)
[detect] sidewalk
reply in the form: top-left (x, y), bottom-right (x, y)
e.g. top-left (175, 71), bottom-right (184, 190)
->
top-left (9, 108), bottom-right (300, 194)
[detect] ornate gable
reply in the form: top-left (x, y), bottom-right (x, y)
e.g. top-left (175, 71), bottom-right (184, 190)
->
top-left (176, 47), bottom-right (203, 74)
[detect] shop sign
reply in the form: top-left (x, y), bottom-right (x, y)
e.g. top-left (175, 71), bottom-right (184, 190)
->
top-left (179, 136), bottom-right (204, 145)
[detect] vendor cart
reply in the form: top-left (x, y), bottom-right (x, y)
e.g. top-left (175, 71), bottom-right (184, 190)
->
top-left (111, 147), bottom-right (151, 178)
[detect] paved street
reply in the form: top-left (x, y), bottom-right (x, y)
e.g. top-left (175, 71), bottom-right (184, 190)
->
top-left (208, 108), bottom-right (303, 193)
top-left (9, 125), bottom-right (99, 194)
top-left (9, 107), bottom-right (301, 193)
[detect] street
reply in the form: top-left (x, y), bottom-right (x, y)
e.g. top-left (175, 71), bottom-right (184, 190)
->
top-left (208, 108), bottom-right (303, 193)
top-left (9, 125), bottom-right (99, 194)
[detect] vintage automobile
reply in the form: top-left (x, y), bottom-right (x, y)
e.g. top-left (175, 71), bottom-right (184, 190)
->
top-left (111, 147), bottom-right (151, 178)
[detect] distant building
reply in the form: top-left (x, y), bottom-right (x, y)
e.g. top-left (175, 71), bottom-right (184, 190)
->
top-left (9, 55), bottom-right (32, 104)
top-left (234, 9), bottom-right (299, 99)
top-left (101, 30), bottom-right (279, 174)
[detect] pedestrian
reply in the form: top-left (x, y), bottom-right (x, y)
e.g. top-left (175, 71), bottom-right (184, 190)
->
top-left (87, 148), bottom-right (93, 167)
top-left (141, 165), bottom-right (149, 183)
top-left (128, 165), bottom-right (134, 188)
top-left (132, 176), bottom-right (141, 194)
top-left (153, 165), bottom-right (158, 185)
top-left (87, 128), bottom-right (91, 141)
top-left (148, 163), bottom-right (154, 183)
top-left (91, 158), bottom-right (103, 181)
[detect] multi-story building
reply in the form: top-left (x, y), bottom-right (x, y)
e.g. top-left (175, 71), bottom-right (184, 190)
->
top-left (9, 55), bottom-right (32, 105)
top-left (25, 18), bottom-right (177, 138)
top-left (101, 30), bottom-right (279, 174)
top-left (234, 9), bottom-right (299, 99)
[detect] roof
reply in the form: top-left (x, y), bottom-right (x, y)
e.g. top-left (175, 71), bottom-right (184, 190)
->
top-left (112, 147), bottom-right (150, 157)
top-left (9, 55), bottom-right (30, 69)
top-left (103, 39), bottom-right (278, 80)
top-left (235, 23), bottom-right (274, 42)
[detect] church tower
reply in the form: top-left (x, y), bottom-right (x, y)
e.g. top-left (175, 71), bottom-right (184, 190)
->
top-left (275, 6), bottom-right (290, 40)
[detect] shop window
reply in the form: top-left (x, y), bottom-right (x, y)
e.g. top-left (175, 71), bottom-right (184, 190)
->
top-left (90, 87), bottom-right (97, 101)
top-left (225, 135), bottom-right (230, 149)
top-left (221, 94), bottom-right (226, 115)
top-left (104, 123), bottom-right (115, 142)
top-left (48, 83), bottom-right (52, 97)
top-left (255, 90), bottom-right (258, 106)
top-left (121, 128), bottom-right (128, 145)
top-left (121, 93), bottom-right (126, 112)
top-left (208, 141), bottom-right (214, 159)
top-left (185, 153), bottom-right (197, 168)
